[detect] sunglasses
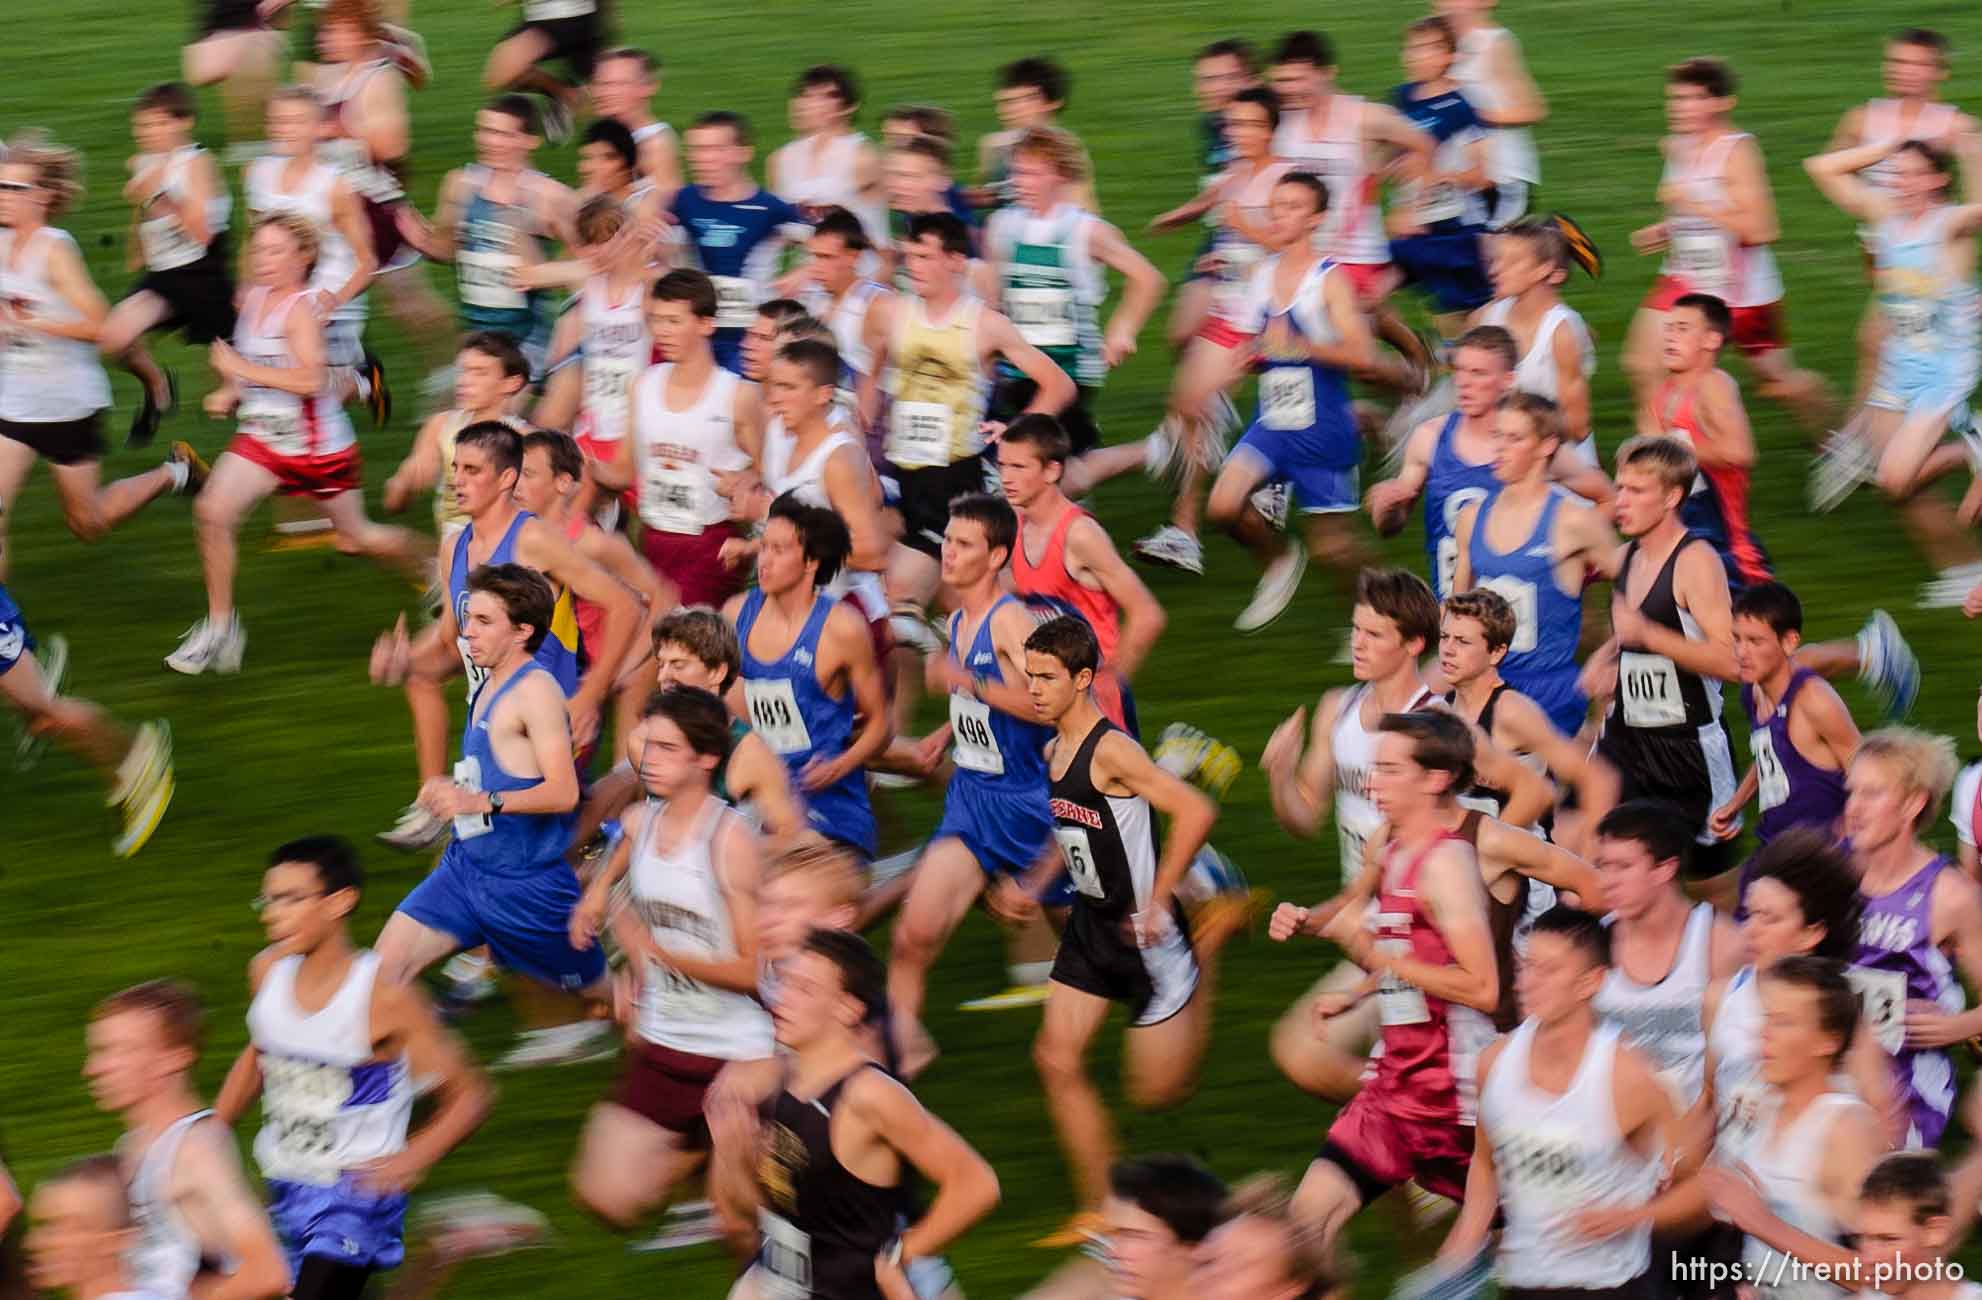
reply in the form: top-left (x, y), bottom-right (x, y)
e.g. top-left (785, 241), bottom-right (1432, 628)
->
top-left (0, 181), bottom-right (34, 194)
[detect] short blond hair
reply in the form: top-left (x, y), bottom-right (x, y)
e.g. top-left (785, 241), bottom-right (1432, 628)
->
top-left (1013, 125), bottom-right (1089, 182)
top-left (1856, 727), bottom-right (1960, 829)
top-left (765, 838), bottom-right (863, 909)
top-left (254, 212), bottom-right (322, 275)
top-left (1615, 434), bottom-right (1698, 497)
top-left (5, 130), bottom-right (83, 217)
top-left (1222, 1174), bottom-right (1343, 1293)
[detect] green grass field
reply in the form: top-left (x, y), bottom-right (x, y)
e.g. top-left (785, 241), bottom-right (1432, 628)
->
top-left (7, 0), bottom-right (1982, 1294)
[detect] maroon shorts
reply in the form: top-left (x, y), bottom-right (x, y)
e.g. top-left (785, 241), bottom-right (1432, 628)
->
top-left (849, 594), bottom-right (897, 694)
top-left (1315, 1087), bottom-right (1472, 1203)
top-left (227, 434), bottom-right (362, 500)
top-left (1644, 276), bottom-right (1786, 356)
top-left (613, 1040), bottom-right (725, 1141)
top-left (640, 521), bottom-right (741, 608)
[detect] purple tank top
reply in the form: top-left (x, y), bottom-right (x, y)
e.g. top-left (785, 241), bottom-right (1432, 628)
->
top-left (1741, 668), bottom-right (1847, 843)
top-left (1853, 853), bottom-right (1961, 1147)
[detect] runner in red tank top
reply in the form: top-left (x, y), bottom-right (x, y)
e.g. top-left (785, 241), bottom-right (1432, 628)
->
top-left (1277, 709), bottom-right (1499, 1247)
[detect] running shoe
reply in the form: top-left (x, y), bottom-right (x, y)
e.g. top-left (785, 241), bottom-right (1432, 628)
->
top-left (1234, 542), bottom-right (1306, 633)
top-left (1131, 524), bottom-right (1204, 575)
top-left (1855, 609), bottom-right (1920, 720)
top-left (628, 1200), bottom-right (724, 1253)
top-left (167, 439), bottom-right (209, 495)
top-left (113, 765), bottom-right (174, 858)
top-left (1809, 427), bottom-right (1878, 512)
top-left (1153, 723), bottom-right (1241, 797)
top-left (378, 802), bottom-right (450, 852)
top-left (412, 1193), bottom-right (551, 1264)
top-left (164, 615), bottom-right (244, 675)
top-left (1917, 561), bottom-right (1982, 611)
top-left (957, 984), bottom-right (1051, 1012)
top-left (128, 369), bottom-right (176, 449)
top-left (106, 715), bottom-right (169, 807)
top-left (539, 96), bottom-right (576, 146)
top-left (12, 633), bottom-right (66, 771)
top-left (361, 352), bottom-right (393, 428)
top-left (1250, 480), bottom-right (1290, 532)
top-left (1141, 417), bottom-right (1182, 482)
top-left (492, 1019), bottom-right (617, 1071)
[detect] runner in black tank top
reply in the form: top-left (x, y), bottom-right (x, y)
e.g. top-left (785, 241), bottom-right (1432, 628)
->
top-left (1446, 683), bottom-right (1516, 815)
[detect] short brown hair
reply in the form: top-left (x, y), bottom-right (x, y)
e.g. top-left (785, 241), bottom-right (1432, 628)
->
top-left (1501, 216), bottom-right (1571, 274)
top-left (467, 562), bottom-right (555, 655)
top-left (1668, 56), bottom-right (1736, 99)
top-left (892, 134), bottom-right (953, 170)
top-left (135, 82), bottom-right (197, 122)
top-left (1378, 710), bottom-right (1476, 796)
top-left (653, 606), bottom-right (741, 691)
top-left (1443, 589), bottom-right (1517, 653)
top-left (1406, 15), bottom-right (1457, 51)
top-left (320, 0), bottom-right (388, 41)
top-left (1454, 324), bottom-right (1517, 372)
top-left (94, 979), bottom-right (204, 1057)
top-left (1498, 391), bottom-right (1563, 446)
top-left (575, 192), bottom-right (628, 246)
top-left (641, 685), bottom-right (734, 763)
top-left (1355, 568), bottom-right (1440, 652)
top-left (1013, 125), bottom-right (1089, 182)
top-left (766, 839), bottom-right (864, 909)
top-left (522, 428), bottom-right (585, 482)
top-left (1615, 434), bottom-right (1698, 497)
top-left (653, 267), bottom-right (718, 318)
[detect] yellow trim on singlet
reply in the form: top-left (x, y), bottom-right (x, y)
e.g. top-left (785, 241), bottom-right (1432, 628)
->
top-left (887, 296), bottom-right (986, 461)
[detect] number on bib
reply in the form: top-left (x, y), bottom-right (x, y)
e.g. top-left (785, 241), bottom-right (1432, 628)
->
top-left (649, 959), bottom-right (721, 1022)
top-left (1751, 728), bottom-right (1790, 812)
top-left (744, 677), bottom-right (814, 756)
top-left (456, 632), bottom-right (489, 701)
top-left (756, 1211), bottom-right (813, 1300)
top-left (451, 756), bottom-right (493, 841)
top-left (241, 391), bottom-right (309, 456)
top-left (1, 331), bottom-right (46, 377)
top-left (948, 693), bottom-right (1004, 775)
top-left (887, 400), bottom-right (953, 469)
top-left (1373, 932), bottom-right (1429, 1026)
top-left (1846, 966), bottom-right (1907, 1055)
top-left (139, 215), bottom-right (203, 271)
top-left (640, 459), bottom-right (706, 534)
top-left (1482, 574), bottom-right (1541, 654)
top-left (1006, 285), bottom-right (1076, 348)
top-left (712, 276), bottom-right (757, 330)
top-left (1497, 1129), bottom-right (1587, 1209)
top-left (1669, 224), bottom-right (1733, 294)
top-left (1885, 297), bottom-right (1936, 341)
top-left (1260, 366), bottom-right (1317, 431)
top-left (1618, 651), bottom-right (1686, 729)
top-left (584, 357), bottom-right (638, 432)
top-left (1414, 181), bottom-right (1465, 225)
top-left (1054, 825), bottom-right (1107, 900)
top-left (458, 250), bottom-right (526, 310)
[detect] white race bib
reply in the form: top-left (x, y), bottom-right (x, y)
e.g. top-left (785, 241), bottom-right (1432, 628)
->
top-left (450, 755), bottom-right (493, 841)
top-left (640, 457), bottom-right (707, 534)
top-left (744, 677), bottom-right (814, 756)
top-left (523, 0), bottom-right (595, 19)
top-left (1373, 931), bottom-right (1429, 1026)
top-left (139, 214), bottom-right (204, 271)
top-left (647, 957), bottom-right (721, 1022)
top-left (241, 390), bottom-right (308, 456)
top-left (1414, 181), bottom-right (1466, 225)
top-left (1618, 650), bottom-right (1686, 729)
top-left (260, 1056), bottom-right (351, 1185)
top-left (887, 400), bottom-right (953, 469)
top-left (712, 275), bottom-right (757, 330)
top-left (1006, 285), bottom-right (1076, 348)
top-left (1669, 223), bottom-right (1733, 294)
top-left (1846, 966), bottom-right (1907, 1055)
top-left (1054, 825), bottom-right (1107, 900)
top-left (1497, 1127), bottom-right (1588, 1210)
top-left (583, 356), bottom-right (639, 432)
top-left (458, 249), bottom-right (526, 310)
top-left (1885, 296), bottom-right (1936, 341)
top-left (1482, 573), bottom-right (1541, 654)
top-left (1751, 727), bottom-right (1790, 812)
top-left (756, 1211), bottom-right (813, 1300)
top-left (1260, 366), bottom-right (1316, 431)
top-left (456, 634), bottom-right (489, 701)
top-left (1, 330), bottom-right (47, 377)
top-left (948, 693), bottom-right (1004, 775)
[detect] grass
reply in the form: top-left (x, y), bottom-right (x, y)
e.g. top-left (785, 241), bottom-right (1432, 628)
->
top-left (6, 0), bottom-right (1982, 1294)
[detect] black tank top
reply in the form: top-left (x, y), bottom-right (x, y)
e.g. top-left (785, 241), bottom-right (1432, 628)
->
top-left (1607, 536), bottom-right (1719, 737)
top-left (1048, 718), bottom-right (1164, 921)
top-left (1447, 683), bottom-right (1514, 814)
top-left (757, 1066), bottom-right (911, 1300)
top-left (1452, 809), bottom-right (1526, 1032)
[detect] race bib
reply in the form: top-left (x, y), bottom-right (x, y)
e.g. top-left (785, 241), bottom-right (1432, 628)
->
top-left (1414, 181), bottom-right (1465, 225)
top-left (1751, 727), bottom-right (1790, 812)
top-left (458, 249), bottom-right (526, 310)
top-left (450, 755), bottom-right (493, 840)
top-left (1482, 574), bottom-right (1541, 654)
top-left (2, 330), bottom-right (48, 377)
top-left (241, 391), bottom-right (308, 456)
top-left (524, 0), bottom-right (593, 15)
top-left (1495, 1128), bottom-right (1587, 1210)
top-left (744, 677), bottom-right (813, 756)
top-left (1846, 966), bottom-right (1907, 1055)
top-left (583, 356), bottom-right (639, 434)
top-left (1715, 1080), bottom-right (1768, 1165)
top-left (1885, 296), bottom-right (1936, 341)
top-left (1669, 223), bottom-right (1733, 294)
top-left (648, 957), bottom-right (721, 1022)
top-left (1260, 366), bottom-right (1316, 431)
top-left (949, 693), bottom-right (1004, 775)
top-left (1618, 651), bottom-right (1686, 729)
top-left (887, 400), bottom-right (953, 469)
top-left (1006, 284), bottom-right (1076, 348)
top-left (1054, 825), bottom-right (1107, 900)
top-left (1373, 931), bottom-right (1429, 1026)
top-left (456, 633), bottom-right (489, 701)
top-left (712, 275), bottom-right (757, 330)
top-left (139, 214), bottom-right (203, 272)
top-left (260, 1055), bottom-right (351, 1185)
top-left (756, 1211), bottom-right (813, 1300)
top-left (640, 458), bottom-right (706, 534)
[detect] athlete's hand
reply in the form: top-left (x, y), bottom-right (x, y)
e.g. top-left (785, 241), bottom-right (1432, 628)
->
top-left (1707, 799), bottom-right (1745, 841)
top-left (370, 614), bottom-right (412, 685)
top-left (1261, 708), bottom-right (1307, 777)
top-left (1102, 324), bottom-right (1138, 369)
top-left (418, 777), bottom-right (482, 818)
top-left (798, 754), bottom-right (847, 792)
top-left (1269, 902), bottom-right (1312, 942)
top-left (569, 893), bottom-right (607, 951)
top-left (1629, 222), bottom-right (1669, 255)
top-left (1365, 479), bottom-right (1415, 534)
top-left (925, 654), bottom-right (969, 697)
top-left (1609, 601), bottom-right (1648, 650)
top-left (988, 876), bottom-right (1040, 924)
top-left (1578, 644), bottom-right (1618, 702)
top-left (201, 385), bottom-right (239, 419)
top-left (874, 1251), bottom-right (918, 1300)
top-left (977, 420), bottom-right (1008, 444)
top-left (1964, 578), bottom-right (1982, 620)
top-left (354, 1150), bottom-right (431, 1197)
top-left (208, 339), bottom-right (244, 380)
top-left (568, 696), bottom-right (602, 754)
top-left (1700, 1165), bottom-right (1768, 1233)
top-left (1125, 903), bottom-right (1175, 949)
top-left (1905, 1001), bottom-right (1972, 1049)
top-left (910, 731), bottom-right (949, 775)
top-left (718, 537), bottom-right (760, 570)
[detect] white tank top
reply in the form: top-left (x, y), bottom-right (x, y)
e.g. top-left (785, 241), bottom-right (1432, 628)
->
top-left (1481, 1021), bottom-right (1656, 1288)
top-left (772, 131), bottom-right (886, 243)
top-left (1741, 1092), bottom-right (1866, 1300)
top-left (1209, 160), bottom-right (1296, 319)
top-left (630, 799), bottom-right (775, 1059)
top-left (139, 146), bottom-right (230, 272)
top-left (247, 951), bottom-right (414, 1188)
top-left (1595, 902), bottom-right (1717, 1108)
top-left (1659, 132), bottom-right (1783, 307)
top-left (0, 227), bottom-right (112, 422)
top-left (1479, 298), bottom-right (1596, 411)
top-left (630, 362), bottom-right (746, 534)
top-left (809, 278), bottom-right (887, 383)
top-left (124, 1110), bottom-right (214, 1298)
top-left (245, 155), bottom-right (363, 323)
top-left (632, 120), bottom-right (674, 148)
top-left (1860, 99), bottom-right (1959, 193)
top-left (575, 274), bottom-right (649, 445)
top-left (1708, 965), bottom-right (1767, 1163)
top-left (234, 287), bottom-right (357, 459)
top-left (762, 422), bottom-right (890, 619)
top-left (1452, 25), bottom-right (1542, 186)
top-left (1272, 94), bottom-right (1389, 264)
top-left (1332, 682), bottom-right (1439, 880)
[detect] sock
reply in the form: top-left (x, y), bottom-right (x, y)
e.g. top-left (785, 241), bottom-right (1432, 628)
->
top-left (353, 371), bottom-right (373, 402)
top-left (163, 459), bottom-right (190, 492)
top-left (1007, 960), bottom-right (1053, 988)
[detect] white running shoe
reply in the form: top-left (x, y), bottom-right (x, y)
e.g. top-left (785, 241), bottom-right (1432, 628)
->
top-left (108, 718), bottom-right (171, 808)
top-left (1249, 481), bottom-right (1290, 532)
top-left (628, 1200), bottom-right (724, 1253)
top-left (1809, 428), bottom-right (1879, 512)
top-left (1132, 525), bottom-right (1204, 575)
top-left (113, 768), bottom-right (175, 859)
top-left (378, 802), bottom-right (450, 852)
top-left (440, 951), bottom-right (501, 1005)
top-left (493, 1020), bottom-right (617, 1071)
top-left (1917, 561), bottom-right (1982, 609)
top-left (1235, 544), bottom-right (1307, 633)
top-left (412, 1192), bottom-right (551, 1264)
top-left (164, 615), bottom-right (244, 675)
top-left (1142, 418), bottom-right (1181, 482)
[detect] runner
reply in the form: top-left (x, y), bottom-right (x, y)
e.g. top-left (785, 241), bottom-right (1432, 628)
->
top-left (1622, 58), bottom-right (1830, 435)
top-left (1385, 17), bottom-right (1496, 340)
top-left (371, 422), bottom-right (636, 850)
top-left (1589, 800), bottom-right (1744, 1111)
top-left (537, 197), bottom-right (654, 499)
top-left (1198, 171), bottom-right (1378, 632)
top-left (770, 65), bottom-right (885, 240)
top-left (23, 1154), bottom-right (179, 1300)
top-left (394, 95), bottom-right (574, 378)
top-left (791, 207), bottom-right (892, 414)
top-left (182, 0), bottom-right (283, 154)
top-left (1956, 692), bottom-right (1982, 879)
top-left (168, 215), bottom-right (425, 676)
top-left (669, 112), bottom-right (805, 373)
top-left (723, 496), bottom-right (891, 859)
top-left (0, 133), bottom-right (204, 580)
top-left (1440, 0), bottom-right (1547, 228)
top-left (213, 835), bottom-right (491, 1300)
top-left (881, 135), bottom-right (974, 288)
top-left (87, 980), bottom-right (291, 1298)
top-left (1366, 324), bottom-right (1515, 599)
top-left (596, 269), bottom-right (763, 607)
top-left (566, 688), bottom-right (775, 1238)
top-left (1474, 217), bottom-right (1601, 464)
top-left (1436, 906), bottom-right (1668, 1296)
top-left (715, 930), bottom-right (1000, 1300)
top-left (1192, 1177), bottom-right (1339, 1300)
top-left (381, 332), bottom-right (531, 545)
top-left (1712, 583), bottom-right (1860, 860)
top-left (1019, 1155), bottom-right (1228, 1300)
top-left (101, 83), bottom-right (236, 448)
top-left (480, 0), bottom-right (603, 144)
top-left (1451, 393), bottom-right (1617, 736)
top-left (588, 48), bottom-right (681, 195)
top-left (974, 56), bottom-right (1097, 213)
top-left (737, 299), bottom-right (812, 385)
top-left (884, 493), bottom-right (1061, 1076)
top-left (1586, 436), bottom-right (1744, 888)
top-left (1282, 710), bottom-right (1500, 1246)
top-left (1, 582), bottom-right (175, 856)
top-left (1024, 615), bottom-right (1217, 1233)
top-left (1805, 135), bottom-right (1982, 605)
top-left (1846, 727), bottom-right (1982, 1148)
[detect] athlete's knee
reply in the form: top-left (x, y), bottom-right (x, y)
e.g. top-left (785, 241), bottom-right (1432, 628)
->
top-left (1124, 1064), bottom-right (1194, 1111)
top-left (890, 910), bottom-right (946, 968)
top-left (192, 489), bottom-right (236, 533)
top-left (1304, 522), bottom-right (1362, 569)
top-left (569, 1163), bottom-right (641, 1228)
top-left (1031, 1029), bottom-right (1086, 1087)
top-left (1205, 481), bottom-right (1246, 529)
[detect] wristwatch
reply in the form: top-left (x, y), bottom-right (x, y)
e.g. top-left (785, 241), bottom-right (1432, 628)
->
top-left (487, 791), bottom-right (504, 816)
